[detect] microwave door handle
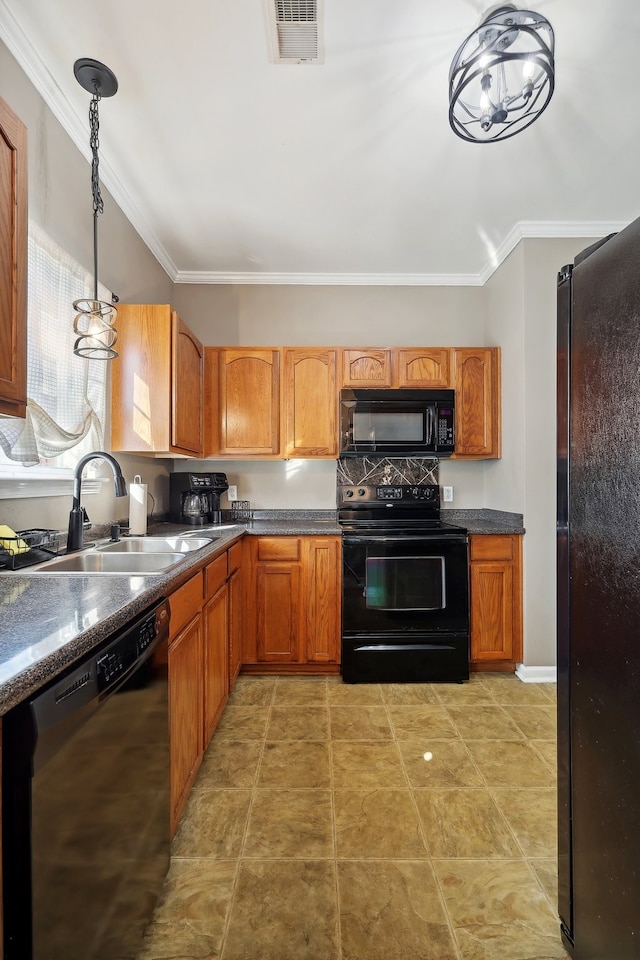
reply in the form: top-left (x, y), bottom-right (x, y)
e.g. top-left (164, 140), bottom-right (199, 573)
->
top-left (428, 406), bottom-right (435, 446)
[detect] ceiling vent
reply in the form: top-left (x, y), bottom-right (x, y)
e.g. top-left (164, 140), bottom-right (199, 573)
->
top-left (266, 0), bottom-right (324, 64)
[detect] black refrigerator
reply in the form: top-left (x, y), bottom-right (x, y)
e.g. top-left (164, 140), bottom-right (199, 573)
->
top-left (557, 217), bottom-right (640, 959)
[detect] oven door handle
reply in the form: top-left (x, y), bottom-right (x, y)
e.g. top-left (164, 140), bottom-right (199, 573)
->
top-left (342, 535), bottom-right (465, 544)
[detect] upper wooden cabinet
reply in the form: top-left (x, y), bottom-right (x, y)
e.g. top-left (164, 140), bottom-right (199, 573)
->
top-left (111, 305), bottom-right (203, 456)
top-left (396, 348), bottom-right (451, 388)
top-left (452, 347), bottom-right (501, 459)
top-left (341, 348), bottom-right (394, 387)
top-left (216, 348), bottom-right (280, 456)
top-left (0, 98), bottom-right (27, 419)
top-left (283, 348), bottom-right (338, 458)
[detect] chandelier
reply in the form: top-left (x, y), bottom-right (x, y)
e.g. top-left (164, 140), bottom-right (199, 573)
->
top-left (448, 4), bottom-right (554, 143)
top-left (72, 58), bottom-right (119, 358)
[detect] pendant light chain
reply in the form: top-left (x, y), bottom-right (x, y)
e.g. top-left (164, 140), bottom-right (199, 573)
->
top-left (89, 88), bottom-right (105, 219)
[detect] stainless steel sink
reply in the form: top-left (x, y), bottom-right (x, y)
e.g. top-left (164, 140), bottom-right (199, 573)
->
top-left (20, 551), bottom-right (185, 575)
top-left (97, 536), bottom-right (215, 553)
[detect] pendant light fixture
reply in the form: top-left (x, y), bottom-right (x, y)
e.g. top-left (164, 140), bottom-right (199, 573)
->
top-left (72, 57), bottom-right (119, 358)
top-left (448, 4), bottom-right (554, 143)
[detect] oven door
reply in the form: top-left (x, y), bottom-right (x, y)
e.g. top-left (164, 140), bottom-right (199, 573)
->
top-left (342, 533), bottom-right (469, 636)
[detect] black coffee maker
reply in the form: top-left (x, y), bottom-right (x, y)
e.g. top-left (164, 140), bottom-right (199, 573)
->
top-left (169, 472), bottom-right (229, 525)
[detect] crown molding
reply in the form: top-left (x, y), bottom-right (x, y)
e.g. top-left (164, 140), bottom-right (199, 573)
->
top-left (0, 2), bottom-right (628, 289)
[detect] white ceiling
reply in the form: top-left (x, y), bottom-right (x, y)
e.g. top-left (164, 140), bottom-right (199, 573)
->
top-left (0, 0), bottom-right (636, 284)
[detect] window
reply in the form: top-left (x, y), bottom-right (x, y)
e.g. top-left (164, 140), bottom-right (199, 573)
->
top-left (0, 222), bottom-right (109, 475)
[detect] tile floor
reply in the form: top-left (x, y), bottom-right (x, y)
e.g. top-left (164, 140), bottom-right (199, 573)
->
top-left (138, 673), bottom-right (564, 960)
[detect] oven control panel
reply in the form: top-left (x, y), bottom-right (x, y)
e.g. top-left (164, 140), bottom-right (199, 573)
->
top-left (339, 484), bottom-right (439, 505)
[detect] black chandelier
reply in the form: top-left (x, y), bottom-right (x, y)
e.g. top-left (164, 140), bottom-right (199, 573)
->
top-left (72, 58), bottom-right (119, 358)
top-left (448, 4), bottom-right (554, 143)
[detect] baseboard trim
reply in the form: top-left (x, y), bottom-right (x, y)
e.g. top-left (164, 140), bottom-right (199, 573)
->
top-left (515, 664), bottom-right (557, 684)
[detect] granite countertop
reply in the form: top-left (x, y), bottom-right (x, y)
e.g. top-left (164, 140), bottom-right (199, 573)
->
top-left (0, 507), bottom-right (520, 715)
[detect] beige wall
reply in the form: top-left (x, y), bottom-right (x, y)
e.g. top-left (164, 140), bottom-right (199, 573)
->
top-left (0, 41), bottom-right (174, 531)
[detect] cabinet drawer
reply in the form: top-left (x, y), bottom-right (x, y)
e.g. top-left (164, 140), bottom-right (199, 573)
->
top-left (228, 540), bottom-right (243, 573)
top-left (169, 573), bottom-right (203, 639)
top-left (470, 535), bottom-right (516, 562)
top-left (205, 553), bottom-right (228, 599)
top-left (257, 537), bottom-right (301, 562)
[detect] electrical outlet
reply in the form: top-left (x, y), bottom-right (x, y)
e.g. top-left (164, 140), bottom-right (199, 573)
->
top-left (227, 485), bottom-right (238, 501)
top-left (443, 485), bottom-right (454, 502)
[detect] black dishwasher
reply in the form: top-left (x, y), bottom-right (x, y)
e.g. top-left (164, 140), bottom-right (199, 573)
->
top-left (2, 598), bottom-right (170, 960)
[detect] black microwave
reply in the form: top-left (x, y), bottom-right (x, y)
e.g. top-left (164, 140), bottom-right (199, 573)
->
top-left (340, 389), bottom-right (455, 456)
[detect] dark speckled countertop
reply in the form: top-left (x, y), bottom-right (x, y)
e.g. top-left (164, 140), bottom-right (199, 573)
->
top-left (0, 508), bottom-right (521, 715)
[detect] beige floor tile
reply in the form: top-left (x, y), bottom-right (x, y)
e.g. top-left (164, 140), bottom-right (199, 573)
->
top-left (503, 704), bottom-right (557, 740)
top-left (331, 740), bottom-right (407, 788)
top-left (467, 740), bottom-right (556, 789)
top-left (243, 788), bottom-right (334, 858)
top-left (413, 789), bottom-right (521, 858)
top-left (338, 860), bottom-right (457, 960)
top-left (530, 738), bottom-right (558, 772)
top-left (257, 740), bottom-right (331, 788)
top-left (433, 678), bottom-right (497, 705)
top-left (151, 858), bottom-right (237, 924)
top-left (334, 789), bottom-right (428, 859)
top-left (483, 675), bottom-right (552, 705)
top-left (492, 787), bottom-right (557, 858)
top-left (387, 704), bottom-right (459, 740)
top-left (379, 682), bottom-right (439, 704)
top-left (227, 677), bottom-right (276, 706)
top-left (273, 677), bottom-right (328, 704)
top-left (530, 858), bottom-right (559, 906)
top-left (137, 919), bottom-right (222, 959)
top-left (399, 739), bottom-right (483, 788)
top-left (199, 739), bottom-right (263, 788)
top-left (433, 859), bottom-right (565, 960)
top-left (213, 706), bottom-right (270, 740)
top-left (539, 683), bottom-right (557, 703)
top-left (329, 705), bottom-right (393, 739)
top-left (328, 681), bottom-right (384, 704)
top-left (172, 788), bottom-right (251, 859)
top-left (446, 705), bottom-right (525, 740)
top-left (266, 705), bottom-right (330, 740)
top-left (222, 860), bottom-right (339, 960)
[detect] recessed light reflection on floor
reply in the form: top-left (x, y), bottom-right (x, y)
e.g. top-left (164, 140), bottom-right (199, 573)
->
top-left (423, 751), bottom-right (433, 762)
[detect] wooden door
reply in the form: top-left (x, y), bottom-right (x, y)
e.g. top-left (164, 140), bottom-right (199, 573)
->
top-left (304, 537), bottom-right (341, 663)
top-left (341, 348), bottom-right (394, 387)
top-left (470, 535), bottom-right (523, 667)
top-left (0, 98), bottom-right (27, 418)
top-left (396, 349), bottom-right (452, 388)
top-left (171, 313), bottom-right (203, 455)
top-left (168, 613), bottom-right (203, 834)
top-left (283, 348), bottom-right (338, 457)
top-left (256, 563), bottom-right (301, 661)
top-left (219, 349), bottom-right (280, 455)
top-left (203, 583), bottom-right (229, 745)
top-left (453, 348), bottom-right (501, 458)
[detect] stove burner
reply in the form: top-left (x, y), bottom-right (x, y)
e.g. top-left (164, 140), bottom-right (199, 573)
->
top-left (338, 483), bottom-right (466, 535)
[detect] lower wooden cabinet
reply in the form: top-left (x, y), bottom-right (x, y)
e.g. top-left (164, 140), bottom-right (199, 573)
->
top-left (203, 582), bottom-right (229, 744)
top-left (243, 536), bottom-right (341, 673)
top-left (469, 534), bottom-right (523, 671)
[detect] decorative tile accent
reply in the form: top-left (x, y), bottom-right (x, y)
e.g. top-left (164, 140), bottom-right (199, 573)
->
top-left (337, 457), bottom-right (439, 486)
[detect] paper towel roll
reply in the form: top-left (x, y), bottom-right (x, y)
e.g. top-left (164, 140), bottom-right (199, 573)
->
top-left (129, 475), bottom-right (148, 535)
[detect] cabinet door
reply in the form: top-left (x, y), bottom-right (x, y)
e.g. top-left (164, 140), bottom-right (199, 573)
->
top-left (453, 348), bottom-right (501, 458)
top-left (0, 98), bottom-right (27, 418)
top-left (254, 542), bottom-right (302, 662)
top-left (228, 566), bottom-right (244, 688)
top-left (171, 312), bottom-right (203, 456)
top-left (168, 614), bottom-right (203, 833)
top-left (219, 349), bottom-right (280, 455)
top-left (469, 535), bottom-right (522, 666)
top-left (304, 537), bottom-right (341, 663)
top-left (341, 348), bottom-right (394, 388)
top-left (283, 348), bottom-right (338, 457)
top-left (396, 349), bottom-right (451, 388)
top-left (203, 583), bottom-right (229, 745)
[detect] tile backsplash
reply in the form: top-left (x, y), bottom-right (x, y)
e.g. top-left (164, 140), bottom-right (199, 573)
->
top-left (337, 457), bottom-right (439, 486)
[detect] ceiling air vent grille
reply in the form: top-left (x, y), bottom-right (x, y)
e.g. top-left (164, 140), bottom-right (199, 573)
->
top-left (267, 0), bottom-right (324, 64)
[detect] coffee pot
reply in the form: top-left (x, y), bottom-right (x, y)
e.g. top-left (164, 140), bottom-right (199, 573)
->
top-left (182, 490), bottom-right (209, 523)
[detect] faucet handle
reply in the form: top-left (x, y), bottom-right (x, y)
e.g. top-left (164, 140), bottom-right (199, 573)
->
top-left (81, 506), bottom-right (91, 529)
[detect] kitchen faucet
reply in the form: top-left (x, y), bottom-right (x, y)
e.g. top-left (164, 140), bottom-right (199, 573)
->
top-left (67, 452), bottom-right (127, 552)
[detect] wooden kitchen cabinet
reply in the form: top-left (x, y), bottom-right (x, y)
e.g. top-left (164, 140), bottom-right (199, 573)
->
top-left (283, 348), bottom-right (338, 457)
top-left (0, 97), bottom-right (28, 419)
top-left (341, 348), bottom-right (394, 387)
top-left (396, 349), bottom-right (452, 388)
top-left (452, 347), bottom-right (501, 458)
top-left (243, 535), bottom-right (341, 673)
top-left (228, 541), bottom-right (245, 688)
top-left (206, 348), bottom-right (280, 457)
top-left (469, 534), bottom-right (523, 671)
top-left (111, 304), bottom-right (203, 456)
top-left (168, 573), bottom-right (204, 834)
top-left (203, 582), bottom-right (229, 743)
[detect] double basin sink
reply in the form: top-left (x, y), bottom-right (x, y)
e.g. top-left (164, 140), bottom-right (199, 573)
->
top-left (17, 536), bottom-right (217, 575)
